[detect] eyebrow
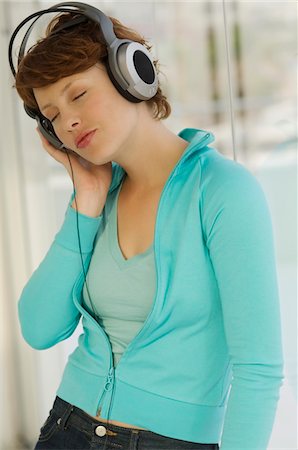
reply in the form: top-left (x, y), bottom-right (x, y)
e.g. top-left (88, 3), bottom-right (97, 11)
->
top-left (40, 81), bottom-right (74, 112)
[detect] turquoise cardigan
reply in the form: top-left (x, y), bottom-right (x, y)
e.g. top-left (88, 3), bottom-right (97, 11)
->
top-left (18, 128), bottom-right (284, 449)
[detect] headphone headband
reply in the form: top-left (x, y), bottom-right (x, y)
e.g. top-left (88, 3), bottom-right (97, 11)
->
top-left (47, 2), bottom-right (117, 45)
top-left (9, 3), bottom-right (117, 77)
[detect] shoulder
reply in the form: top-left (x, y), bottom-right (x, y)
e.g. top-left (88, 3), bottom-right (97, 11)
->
top-left (198, 148), bottom-right (266, 205)
top-left (198, 149), bottom-right (272, 242)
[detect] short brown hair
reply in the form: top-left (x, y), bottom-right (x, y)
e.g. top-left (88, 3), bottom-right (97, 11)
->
top-left (14, 12), bottom-right (171, 120)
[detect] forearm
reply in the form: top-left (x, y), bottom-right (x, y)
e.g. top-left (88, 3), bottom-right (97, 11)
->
top-left (18, 241), bottom-right (87, 349)
top-left (219, 362), bottom-right (284, 450)
top-left (18, 194), bottom-right (104, 349)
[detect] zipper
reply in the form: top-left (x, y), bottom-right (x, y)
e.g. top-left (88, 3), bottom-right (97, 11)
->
top-left (109, 148), bottom-right (206, 372)
top-left (109, 137), bottom-right (213, 364)
top-left (96, 366), bottom-right (115, 415)
top-left (72, 272), bottom-right (118, 416)
top-left (72, 272), bottom-right (113, 367)
top-left (71, 158), bottom-right (193, 416)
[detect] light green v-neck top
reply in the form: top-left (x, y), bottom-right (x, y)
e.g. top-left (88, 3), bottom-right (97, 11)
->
top-left (82, 178), bottom-right (156, 367)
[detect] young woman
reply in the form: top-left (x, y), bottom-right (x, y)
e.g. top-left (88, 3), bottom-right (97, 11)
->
top-left (12, 3), bottom-right (284, 450)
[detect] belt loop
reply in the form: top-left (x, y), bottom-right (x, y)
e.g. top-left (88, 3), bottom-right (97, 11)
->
top-left (58, 404), bottom-right (74, 430)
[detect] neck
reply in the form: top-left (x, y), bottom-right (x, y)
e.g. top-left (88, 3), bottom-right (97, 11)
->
top-left (113, 109), bottom-right (189, 193)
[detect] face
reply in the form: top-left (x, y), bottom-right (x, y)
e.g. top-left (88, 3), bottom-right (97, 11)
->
top-left (33, 64), bottom-right (144, 163)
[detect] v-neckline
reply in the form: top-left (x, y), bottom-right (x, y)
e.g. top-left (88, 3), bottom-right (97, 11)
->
top-left (109, 178), bottom-right (154, 269)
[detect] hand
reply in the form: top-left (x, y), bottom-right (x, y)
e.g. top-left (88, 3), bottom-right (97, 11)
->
top-left (36, 128), bottom-right (113, 201)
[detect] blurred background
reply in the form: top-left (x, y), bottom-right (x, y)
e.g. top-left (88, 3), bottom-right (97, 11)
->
top-left (1, 0), bottom-right (297, 449)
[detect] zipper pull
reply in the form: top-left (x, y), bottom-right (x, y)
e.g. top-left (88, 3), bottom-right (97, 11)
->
top-left (104, 366), bottom-right (115, 391)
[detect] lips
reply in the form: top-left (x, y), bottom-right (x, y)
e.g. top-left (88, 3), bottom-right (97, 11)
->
top-left (75, 129), bottom-right (97, 148)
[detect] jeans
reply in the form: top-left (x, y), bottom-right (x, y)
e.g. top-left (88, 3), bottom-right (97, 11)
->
top-left (33, 396), bottom-right (219, 450)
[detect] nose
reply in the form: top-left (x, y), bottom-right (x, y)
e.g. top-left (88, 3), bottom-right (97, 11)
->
top-left (67, 120), bottom-right (80, 131)
top-left (64, 114), bottom-right (81, 132)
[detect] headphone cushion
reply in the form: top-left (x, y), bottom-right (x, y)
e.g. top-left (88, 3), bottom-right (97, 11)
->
top-left (106, 62), bottom-right (142, 103)
top-left (111, 41), bottom-right (158, 101)
top-left (24, 103), bottom-right (39, 119)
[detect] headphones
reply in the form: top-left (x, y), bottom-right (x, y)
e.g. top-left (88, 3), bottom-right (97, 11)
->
top-left (8, 1), bottom-right (159, 151)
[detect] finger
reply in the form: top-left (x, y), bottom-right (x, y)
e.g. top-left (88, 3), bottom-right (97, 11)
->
top-left (35, 128), bottom-right (84, 186)
top-left (36, 128), bottom-right (58, 154)
top-left (36, 128), bottom-right (79, 161)
top-left (35, 128), bottom-right (72, 168)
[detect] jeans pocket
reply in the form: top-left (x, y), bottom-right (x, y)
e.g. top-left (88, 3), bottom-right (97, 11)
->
top-left (38, 409), bottom-right (59, 443)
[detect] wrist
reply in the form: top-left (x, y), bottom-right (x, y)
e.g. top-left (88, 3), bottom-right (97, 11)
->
top-left (71, 191), bottom-right (104, 218)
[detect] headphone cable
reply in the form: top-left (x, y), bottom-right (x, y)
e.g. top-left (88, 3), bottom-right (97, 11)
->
top-left (62, 148), bottom-right (99, 322)
top-left (63, 148), bottom-right (113, 449)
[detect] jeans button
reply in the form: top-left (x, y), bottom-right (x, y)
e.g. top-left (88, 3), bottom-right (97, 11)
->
top-left (95, 425), bottom-right (107, 437)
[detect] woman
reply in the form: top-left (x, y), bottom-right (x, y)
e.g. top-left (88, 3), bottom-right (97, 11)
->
top-left (13, 4), bottom-right (284, 450)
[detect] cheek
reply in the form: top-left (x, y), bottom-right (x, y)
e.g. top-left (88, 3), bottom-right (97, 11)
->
top-left (52, 125), bottom-right (66, 142)
top-left (91, 91), bottom-right (134, 121)
top-left (51, 125), bottom-right (76, 152)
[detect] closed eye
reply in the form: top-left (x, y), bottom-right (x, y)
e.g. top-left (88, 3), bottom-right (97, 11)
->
top-left (73, 91), bottom-right (86, 101)
top-left (50, 114), bottom-right (58, 124)
top-left (50, 91), bottom-right (87, 123)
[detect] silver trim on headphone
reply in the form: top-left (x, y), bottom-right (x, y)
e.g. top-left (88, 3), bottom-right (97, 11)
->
top-left (109, 41), bottom-right (158, 100)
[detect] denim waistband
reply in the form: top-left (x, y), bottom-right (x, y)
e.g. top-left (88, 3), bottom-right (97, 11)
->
top-left (52, 395), bottom-right (218, 449)
top-left (52, 395), bottom-right (151, 437)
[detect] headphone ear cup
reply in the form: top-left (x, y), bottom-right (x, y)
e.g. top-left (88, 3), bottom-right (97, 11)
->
top-left (24, 103), bottom-right (39, 119)
top-left (105, 62), bottom-right (141, 103)
top-left (24, 103), bottom-right (65, 150)
top-left (23, 103), bottom-right (64, 149)
top-left (35, 114), bottom-right (65, 150)
top-left (108, 41), bottom-right (159, 102)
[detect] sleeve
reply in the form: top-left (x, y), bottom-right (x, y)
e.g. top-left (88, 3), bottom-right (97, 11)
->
top-left (200, 159), bottom-right (285, 450)
top-left (18, 193), bottom-right (104, 350)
